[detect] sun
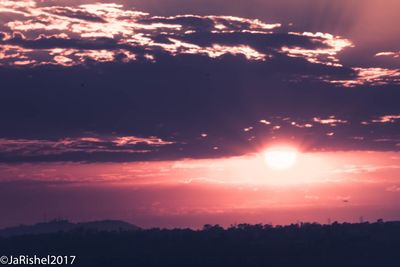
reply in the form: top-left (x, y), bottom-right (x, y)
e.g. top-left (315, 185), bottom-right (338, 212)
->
top-left (264, 147), bottom-right (298, 170)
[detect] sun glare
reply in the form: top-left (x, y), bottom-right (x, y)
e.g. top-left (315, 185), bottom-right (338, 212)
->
top-left (264, 147), bottom-right (298, 170)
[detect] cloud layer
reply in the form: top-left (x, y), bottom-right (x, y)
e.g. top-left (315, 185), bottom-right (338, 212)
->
top-left (0, 0), bottom-right (399, 162)
top-left (2, 0), bottom-right (399, 86)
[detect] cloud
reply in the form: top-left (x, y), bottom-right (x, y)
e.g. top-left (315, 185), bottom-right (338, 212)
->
top-left (280, 31), bottom-right (353, 67)
top-left (375, 51), bottom-right (400, 59)
top-left (46, 6), bottom-right (107, 23)
top-left (1, 0), bottom-right (398, 87)
top-left (0, 135), bottom-right (175, 162)
top-left (1, 53), bottom-right (400, 162)
top-left (312, 116), bottom-right (348, 126)
top-left (0, 1), bottom-right (400, 162)
top-left (0, 1), bottom-right (282, 65)
top-left (332, 165), bottom-right (400, 175)
top-left (371, 115), bottom-right (400, 123)
top-left (386, 185), bottom-right (400, 192)
top-left (1, 0), bottom-right (399, 88)
top-left (329, 68), bottom-right (400, 87)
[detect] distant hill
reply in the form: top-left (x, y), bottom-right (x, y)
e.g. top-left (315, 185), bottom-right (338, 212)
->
top-left (0, 219), bottom-right (140, 237)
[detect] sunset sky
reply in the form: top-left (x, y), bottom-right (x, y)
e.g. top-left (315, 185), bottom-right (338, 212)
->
top-left (1, 0), bottom-right (400, 229)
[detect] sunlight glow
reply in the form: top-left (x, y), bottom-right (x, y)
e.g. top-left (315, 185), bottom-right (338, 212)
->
top-left (264, 147), bottom-right (298, 170)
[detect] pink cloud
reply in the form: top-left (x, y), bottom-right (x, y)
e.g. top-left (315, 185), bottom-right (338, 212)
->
top-left (329, 68), bottom-right (400, 87)
top-left (386, 185), bottom-right (400, 192)
top-left (0, 135), bottom-right (175, 156)
top-left (313, 116), bottom-right (348, 126)
top-left (113, 136), bottom-right (175, 146)
top-left (372, 115), bottom-right (400, 123)
top-left (375, 51), bottom-right (400, 59)
top-left (1, 1), bottom-right (399, 87)
top-left (281, 32), bottom-right (353, 67)
top-left (0, 1), bottom-right (275, 66)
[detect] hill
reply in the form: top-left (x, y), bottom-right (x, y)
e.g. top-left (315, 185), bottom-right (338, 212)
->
top-left (0, 219), bottom-right (140, 237)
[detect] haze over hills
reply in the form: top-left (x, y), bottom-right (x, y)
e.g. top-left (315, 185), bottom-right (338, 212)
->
top-left (0, 219), bottom-right (140, 237)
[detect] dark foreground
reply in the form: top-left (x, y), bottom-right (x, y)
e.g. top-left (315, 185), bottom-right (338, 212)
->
top-left (1, 221), bottom-right (400, 267)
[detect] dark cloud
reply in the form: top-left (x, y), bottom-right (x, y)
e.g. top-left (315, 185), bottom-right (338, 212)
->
top-left (0, 135), bottom-right (176, 163)
top-left (0, 55), bottom-right (399, 162)
top-left (139, 16), bottom-right (216, 32)
top-left (5, 33), bottom-right (120, 50)
top-left (0, 1), bottom-right (399, 162)
top-left (49, 6), bottom-right (107, 23)
top-left (0, 1), bottom-right (346, 68)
